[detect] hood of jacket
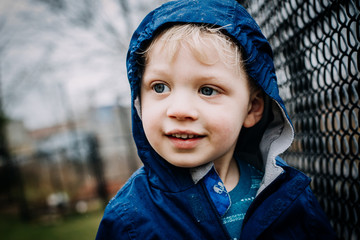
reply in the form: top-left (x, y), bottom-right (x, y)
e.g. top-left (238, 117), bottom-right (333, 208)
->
top-left (126, 0), bottom-right (294, 193)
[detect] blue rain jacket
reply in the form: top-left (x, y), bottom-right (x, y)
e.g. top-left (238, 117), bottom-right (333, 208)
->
top-left (96, 0), bottom-right (336, 239)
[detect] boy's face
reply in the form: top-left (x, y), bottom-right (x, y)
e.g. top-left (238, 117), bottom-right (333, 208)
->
top-left (140, 39), bottom-right (256, 168)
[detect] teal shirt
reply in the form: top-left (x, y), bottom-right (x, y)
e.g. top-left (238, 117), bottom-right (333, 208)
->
top-left (222, 159), bottom-right (264, 239)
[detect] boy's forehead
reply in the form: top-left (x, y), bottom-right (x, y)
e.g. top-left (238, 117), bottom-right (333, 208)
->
top-left (142, 37), bottom-right (250, 91)
top-left (144, 25), bottom-right (243, 75)
top-left (147, 36), bottom-right (217, 62)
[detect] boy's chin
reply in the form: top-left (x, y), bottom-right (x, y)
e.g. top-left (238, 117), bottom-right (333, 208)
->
top-left (164, 158), bottom-right (210, 169)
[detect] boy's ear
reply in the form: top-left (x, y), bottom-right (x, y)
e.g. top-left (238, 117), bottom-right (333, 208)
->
top-left (243, 90), bottom-right (265, 128)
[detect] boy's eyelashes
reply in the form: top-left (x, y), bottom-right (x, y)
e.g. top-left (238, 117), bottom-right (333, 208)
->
top-left (199, 86), bottom-right (219, 96)
top-left (150, 83), bottom-right (221, 96)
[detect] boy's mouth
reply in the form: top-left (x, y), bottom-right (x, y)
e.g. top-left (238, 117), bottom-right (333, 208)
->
top-left (170, 133), bottom-right (196, 139)
top-left (165, 131), bottom-right (205, 149)
top-left (166, 132), bottom-right (205, 140)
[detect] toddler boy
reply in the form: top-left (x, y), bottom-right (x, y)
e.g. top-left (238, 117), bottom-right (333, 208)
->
top-left (96, 0), bottom-right (336, 239)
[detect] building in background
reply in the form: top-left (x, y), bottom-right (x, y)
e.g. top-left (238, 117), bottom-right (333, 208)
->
top-left (1, 103), bottom-right (140, 220)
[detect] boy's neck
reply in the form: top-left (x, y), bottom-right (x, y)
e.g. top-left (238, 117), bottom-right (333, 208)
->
top-left (214, 157), bottom-right (240, 192)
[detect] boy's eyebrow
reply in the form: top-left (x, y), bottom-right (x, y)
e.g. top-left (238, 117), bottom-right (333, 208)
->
top-left (143, 71), bottom-right (228, 86)
top-left (144, 63), bottom-right (238, 82)
top-left (143, 65), bottom-right (171, 79)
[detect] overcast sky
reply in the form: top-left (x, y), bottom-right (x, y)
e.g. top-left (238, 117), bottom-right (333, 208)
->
top-left (0, 0), bottom-right (164, 130)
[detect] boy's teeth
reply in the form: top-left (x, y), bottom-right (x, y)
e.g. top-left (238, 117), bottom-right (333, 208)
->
top-left (172, 134), bottom-right (195, 139)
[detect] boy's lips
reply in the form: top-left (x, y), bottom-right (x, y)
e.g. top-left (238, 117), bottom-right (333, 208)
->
top-left (169, 133), bottom-right (198, 139)
top-left (165, 130), bottom-right (205, 149)
top-left (165, 130), bottom-right (205, 139)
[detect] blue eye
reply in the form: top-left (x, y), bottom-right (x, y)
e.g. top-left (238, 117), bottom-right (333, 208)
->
top-left (153, 83), bottom-right (170, 93)
top-left (200, 86), bottom-right (218, 96)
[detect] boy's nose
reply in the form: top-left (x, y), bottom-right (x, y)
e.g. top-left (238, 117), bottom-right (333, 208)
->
top-left (166, 95), bottom-right (199, 121)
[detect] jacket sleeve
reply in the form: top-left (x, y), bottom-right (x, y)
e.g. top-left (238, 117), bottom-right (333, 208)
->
top-left (305, 186), bottom-right (337, 239)
top-left (95, 203), bottom-right (133, 240)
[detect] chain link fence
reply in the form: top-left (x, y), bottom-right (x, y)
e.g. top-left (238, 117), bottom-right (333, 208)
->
top-left (242, 1), bottom-right (359, 239)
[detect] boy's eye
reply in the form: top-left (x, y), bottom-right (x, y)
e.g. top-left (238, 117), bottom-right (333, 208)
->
top-left (152, 83), bottom-right (170, 93)
top-left (200, 86), bottom-right (218, 96)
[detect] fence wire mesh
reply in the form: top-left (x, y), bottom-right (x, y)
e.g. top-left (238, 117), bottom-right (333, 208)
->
top-left (242, 0), bottom-right (359, 239)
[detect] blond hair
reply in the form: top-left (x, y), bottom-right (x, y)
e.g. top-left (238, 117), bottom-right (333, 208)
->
top-left (142, 24), bottom-right (259, 93)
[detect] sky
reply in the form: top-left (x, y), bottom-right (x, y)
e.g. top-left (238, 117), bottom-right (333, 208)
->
top-left (0, 0), bottom-right (164, 130)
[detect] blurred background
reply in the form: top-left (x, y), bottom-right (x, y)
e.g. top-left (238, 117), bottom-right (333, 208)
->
top-left (0, 0), bottom-right (167, 239)
top-left (0, 0), bottom-right (359, 240)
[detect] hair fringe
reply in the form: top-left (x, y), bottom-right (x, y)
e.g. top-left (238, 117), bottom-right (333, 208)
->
top-left (141, 24), bottom-right (259, 93)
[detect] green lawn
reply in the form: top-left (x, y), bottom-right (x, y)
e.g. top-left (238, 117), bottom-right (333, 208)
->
top-left (0, 211), bottom-right (103, 240)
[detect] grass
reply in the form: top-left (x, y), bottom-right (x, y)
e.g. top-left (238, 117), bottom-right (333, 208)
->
top-left (0, 211), bottom-right (103, 240)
